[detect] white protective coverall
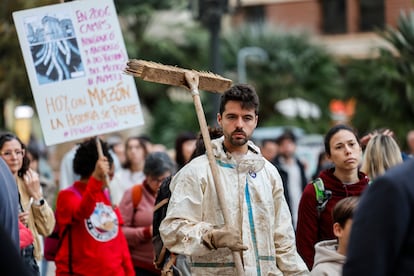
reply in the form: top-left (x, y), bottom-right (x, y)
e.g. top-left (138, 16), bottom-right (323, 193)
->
top-left (160, 137), bottom-right (309, 275)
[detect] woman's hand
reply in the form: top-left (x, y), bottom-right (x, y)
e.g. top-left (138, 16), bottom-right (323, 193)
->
top-left (19, 211), bottom-right (29, 226)
top-left (23, 169), bottom-right (42, 200)
top-left (360, 129), bottom-right (394, 147)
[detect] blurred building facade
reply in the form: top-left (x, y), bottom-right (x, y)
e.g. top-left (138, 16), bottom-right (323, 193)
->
top-left (227, 0), bottom-right (414, 58)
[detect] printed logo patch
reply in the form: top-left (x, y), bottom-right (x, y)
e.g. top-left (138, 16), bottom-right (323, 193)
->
top-left (249, 170), bottom-right (257, 178)
top-left (85, 203), bottom-right (118, 242)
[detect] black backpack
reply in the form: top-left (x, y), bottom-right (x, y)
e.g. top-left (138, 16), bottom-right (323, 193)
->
top-left (152, 176), bottom-right (180, 276)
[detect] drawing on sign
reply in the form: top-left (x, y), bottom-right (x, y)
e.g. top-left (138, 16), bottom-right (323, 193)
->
top-left (24, 13), bottom-right (85, 85)
top-left (13, 0), bottom-right (144, 145)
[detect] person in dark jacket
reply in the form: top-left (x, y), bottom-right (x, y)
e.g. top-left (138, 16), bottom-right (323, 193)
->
top-left (0, 224), bottom-right (31, 276)
top-left (0, 156), bottom-right (20, 249)
top-left (296, 124), bottom-right (369, 270)
top-left (343, 158), bottom-right (414, 276)
top-left (271, 130), bottom-right (307, 228)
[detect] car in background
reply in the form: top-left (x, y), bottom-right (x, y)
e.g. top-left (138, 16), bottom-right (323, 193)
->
top-left (296, 134), bottom-right (325, 180)
top-left (251, 126), bottom-right (305, 144)
top-left (252, 126), bottom-right (324, 180)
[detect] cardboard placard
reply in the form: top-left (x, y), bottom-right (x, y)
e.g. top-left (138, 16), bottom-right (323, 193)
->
top-left (13, 0), bottom-right (144, 145)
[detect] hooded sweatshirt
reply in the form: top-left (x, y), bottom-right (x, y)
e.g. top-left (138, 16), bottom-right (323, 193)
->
top-left (311, 239), bottom-right (344, 276)
top-left (296, 168), bottom-right (369, 269)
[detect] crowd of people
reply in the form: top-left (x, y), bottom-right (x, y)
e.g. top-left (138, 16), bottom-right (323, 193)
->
top-left (1, 83), bottom-right (414, 276)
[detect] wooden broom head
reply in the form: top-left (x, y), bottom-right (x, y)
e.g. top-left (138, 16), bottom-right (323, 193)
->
top-left (125, 59), bottom-right (232, 93)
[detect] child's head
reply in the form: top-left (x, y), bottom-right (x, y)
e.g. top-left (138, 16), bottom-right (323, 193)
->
top-left (332, 196), bottom-right (360, 255)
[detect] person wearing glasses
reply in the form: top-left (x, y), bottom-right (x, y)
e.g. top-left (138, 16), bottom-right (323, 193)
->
top-left (118, 152), bottom-right (174, 276)
top-left (0, 133), bottom-right (55, 275)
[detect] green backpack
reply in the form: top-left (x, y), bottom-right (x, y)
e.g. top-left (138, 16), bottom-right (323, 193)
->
top-left (312, 177), bottom-right (332, 217)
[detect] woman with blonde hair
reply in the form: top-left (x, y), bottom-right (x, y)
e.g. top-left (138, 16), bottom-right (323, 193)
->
top-left (361, 133), bottom-right (403, 180)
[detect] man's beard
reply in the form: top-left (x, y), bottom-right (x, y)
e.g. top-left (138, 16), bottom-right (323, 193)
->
top-left (228, 129), bottom-right (248, 146)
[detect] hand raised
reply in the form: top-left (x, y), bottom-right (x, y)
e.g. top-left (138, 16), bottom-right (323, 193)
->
top-left (23, 169), bottom-right (42, 200)
top-left (19, 211), bottom-right (29, 226)
top-left (91, 156), bottom-right (110, 182)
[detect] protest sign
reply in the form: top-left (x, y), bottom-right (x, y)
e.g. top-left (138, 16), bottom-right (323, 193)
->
top-left (13, 0), bottom-right (144, 145)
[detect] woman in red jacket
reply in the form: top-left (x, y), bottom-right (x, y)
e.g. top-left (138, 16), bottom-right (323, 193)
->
top-left (296, 124), bottom-right (369, 270)
top-left (55, 138), bottom-right (134, 276)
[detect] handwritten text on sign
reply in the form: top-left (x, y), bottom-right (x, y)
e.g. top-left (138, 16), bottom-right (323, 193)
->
top-left (13, 0), bottom-right (143, 145)
top-left (45, 82), bottom-right (140, 137)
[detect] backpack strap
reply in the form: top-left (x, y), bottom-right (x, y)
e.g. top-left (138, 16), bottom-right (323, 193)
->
top-left (312, 178), bottom-right (332, 217)
top-left (155, 245), bottom-right (168, 269)
top-left (153, 197), bottom-right (172, 275)
top-left (132, 184), bottom-right (143, 211)
top-left (55, 224), bottom-right (70, 257)
top-left (68, 224), bottom-right (73, 274)
top-left (154, 198), bottom-right (169, 212)
top-left (161, 253), bottom-right (177, 276)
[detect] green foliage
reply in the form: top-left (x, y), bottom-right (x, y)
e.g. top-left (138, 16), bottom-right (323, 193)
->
top-left (115, 1), bottom-right (211, 147)
top-left (0, 0), bottom-right (58, 127)
top-left (115, 0), bottom-right (186, 13)
top-left (344, 11), bottom-right (414, 147)
top-left (5, 1), bottom-right (414, 151)
top-left (128, 23), bottom-right (210, 147)
top-left (382, 11), bottom-right (414, 112)
top-left (0, 20), bottom-right (32, 104)
top-left (221, 25), bottom-right (344, 134)
top-left (115, 0), bottom-right (185, 53)
top-left (1, 0), bottom-right (207, 145)
top-left (115, 0), bottom-right (188, 52)
top-left (150, 98), bottom-right (200, 147)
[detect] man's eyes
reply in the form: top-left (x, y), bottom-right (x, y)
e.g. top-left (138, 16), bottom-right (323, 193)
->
top-left (226, 115), bottom-right (253, 121)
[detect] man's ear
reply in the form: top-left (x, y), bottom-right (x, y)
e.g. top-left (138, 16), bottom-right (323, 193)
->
top-left (217, 113), bottom-right (222, 127)
top-left (333, 222), bottom-right (343, 238)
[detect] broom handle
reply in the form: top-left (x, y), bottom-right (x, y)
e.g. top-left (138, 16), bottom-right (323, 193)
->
top-left (95, 137), bottom-right (114, 206)
top-left (185, 71), bottom-right (245, 275)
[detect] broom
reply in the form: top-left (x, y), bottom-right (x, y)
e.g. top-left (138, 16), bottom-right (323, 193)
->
top-left (95, 137), bottom-right (114, 207)
top-left (125, 59), bottom-right (232, 92)
top-left (125, 60), bottom-right (245, 275)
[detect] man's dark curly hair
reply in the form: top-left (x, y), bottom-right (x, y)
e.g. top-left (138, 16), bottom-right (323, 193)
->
top-left (0, 132), bottom-right (30, 177)
top-left (219, 84), bottom-right (259, 115)
top-left (73, 138), bottom-right (113, 179)
top-left (190, 127), bottom-right (223, 159)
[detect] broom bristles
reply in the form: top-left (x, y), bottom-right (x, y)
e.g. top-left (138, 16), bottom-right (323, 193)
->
top-left (125, 59), bottom-right (232, 93)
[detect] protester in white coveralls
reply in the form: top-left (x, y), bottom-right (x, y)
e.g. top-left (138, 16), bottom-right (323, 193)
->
top-left (160, 84), bottom-right (308, 275)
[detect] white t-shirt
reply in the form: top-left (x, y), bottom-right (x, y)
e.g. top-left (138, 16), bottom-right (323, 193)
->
top-left (109, 168), bottom-right (145, 206)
